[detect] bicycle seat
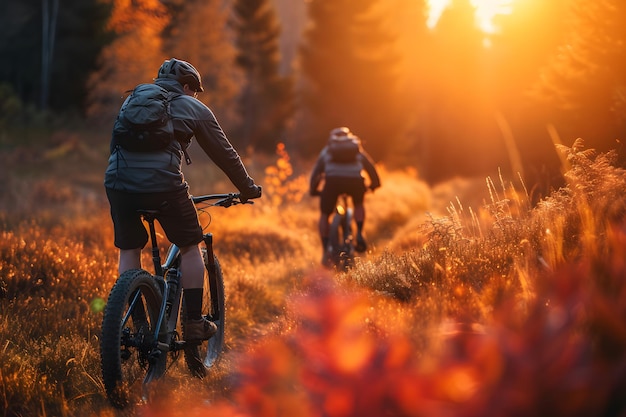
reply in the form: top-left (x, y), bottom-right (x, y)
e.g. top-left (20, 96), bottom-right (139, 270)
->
top-left (136, 209), bottom-right (160, 215)
top-left (137, 202), bottom-right (170, 219)
top-left (137, 209), bottom-right (161, 223)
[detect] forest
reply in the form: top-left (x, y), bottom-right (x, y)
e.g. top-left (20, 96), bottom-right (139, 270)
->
top-left (2, 0), bottom-right (624, 188)
top-left (1, 0), bottom-right (626, 415)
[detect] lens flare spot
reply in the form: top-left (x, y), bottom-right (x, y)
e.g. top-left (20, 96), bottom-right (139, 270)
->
top-left (90, 297), bottom-right (106, 313)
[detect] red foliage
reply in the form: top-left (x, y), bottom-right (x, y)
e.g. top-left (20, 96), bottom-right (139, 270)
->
top-left (142, 226), bottom-right (626, 417)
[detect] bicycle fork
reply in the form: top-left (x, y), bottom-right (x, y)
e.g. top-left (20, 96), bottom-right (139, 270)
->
top-left (202, 232), bottom-right (224, 328)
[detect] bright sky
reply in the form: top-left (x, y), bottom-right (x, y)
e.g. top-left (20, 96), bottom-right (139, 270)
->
top-left (426, 0), bottom-right (515, 33)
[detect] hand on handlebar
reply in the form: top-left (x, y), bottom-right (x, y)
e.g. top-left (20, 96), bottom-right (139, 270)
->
top-left (240, 185), bottom-right (262, 203)
top-left (310, 188), bottom-right (321, 197)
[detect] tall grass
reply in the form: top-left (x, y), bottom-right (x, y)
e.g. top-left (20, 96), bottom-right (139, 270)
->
top-left (1, 136), bottom-right (625, 416)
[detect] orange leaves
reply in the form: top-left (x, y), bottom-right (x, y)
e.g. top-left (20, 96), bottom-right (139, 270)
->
top-left (263, 143), bottom-right (307, 207)
top-left (231, 339), bottom-right (313, 417)
top-left (216, 225), bottom-right (626, 417)
top-left (107, 0), bottom-right (168, 34)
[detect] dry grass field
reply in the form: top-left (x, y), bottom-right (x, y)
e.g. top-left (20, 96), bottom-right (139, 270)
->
top-left (1, 131), bottom-right (625, 416)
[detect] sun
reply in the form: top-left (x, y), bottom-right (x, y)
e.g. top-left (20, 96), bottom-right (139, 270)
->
top-left (426, 0), bottom-right (515, 34)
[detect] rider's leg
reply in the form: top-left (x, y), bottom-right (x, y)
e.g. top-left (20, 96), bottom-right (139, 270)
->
top-left (118, 248), bottom-right (142, 274)
top-left (180, 244), bottom-right (218, 341)
top-left (352, 182), bottom-right (368, 252)
top-left (319, 180), bottom-right (337, 256)
top-left (318, 212), bottom-right (333, 266)
top-left (354, 204), bottom-right (365, 235)
top-left (318, 212), bottom-right (331, 251)
top-left (179, 244), bottom-right (205, 320)
top-left (354, 204), bottom-right (367, 252)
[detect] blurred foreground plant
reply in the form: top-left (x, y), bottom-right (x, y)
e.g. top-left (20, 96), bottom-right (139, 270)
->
top-left (141, 222), bottom-right (626, 417)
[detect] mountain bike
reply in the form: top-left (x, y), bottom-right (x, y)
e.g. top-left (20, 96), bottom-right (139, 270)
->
top-left (100, 193), bottom-right (252, 408)
top-left (326, 194), bottom-right (355, 271)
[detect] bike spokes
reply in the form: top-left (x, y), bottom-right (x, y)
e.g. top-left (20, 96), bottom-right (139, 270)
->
top-left (101, 270), bottom-right (163, 408)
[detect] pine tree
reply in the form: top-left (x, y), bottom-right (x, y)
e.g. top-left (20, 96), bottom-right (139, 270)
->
top-left (85, 0), bottom-right (169, 124)
top-left (409, 0), bottom-right (491, 180)
top-left (488, 0), bottom-right (571, 197)
top-left (381, 0), bottom-right (431, 167)
top-left (161, 0), bottom-right (242, 129)
top-left (230, 0), bottom-right (294, 153)
top-left (530, 0), bottom-right (626, 159)
top-left (297, 0), bottom-right (407, 159)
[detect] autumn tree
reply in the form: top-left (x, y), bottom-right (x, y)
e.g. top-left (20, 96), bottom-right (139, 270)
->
top-left (230, 0), bottom-right (294, 153)
top-left (86, 0), bottom-right (169, 124)
top-left (161, 0), bottom-right (242, 129)
top-left (529, 0), bottom-right (626, 162)
top-left (379, 0), bottom-right (431, 168)
top-left (297, 0), bottom-right (408, 160)
top-left (417, 0), bottom-right (492, 180)
top-left (486, 0), bottom-right (571, 197)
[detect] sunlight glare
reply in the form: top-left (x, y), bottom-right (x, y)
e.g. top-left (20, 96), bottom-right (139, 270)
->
top-left (426, 0), bottom-right (451, 29)
top-left (426, 0), bottom-right (515, 34)
top-left (471, 0), bottom-right (514, 34)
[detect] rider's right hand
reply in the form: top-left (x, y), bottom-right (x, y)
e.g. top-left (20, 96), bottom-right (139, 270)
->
top-left (240, 184), bottom-right (262, 202)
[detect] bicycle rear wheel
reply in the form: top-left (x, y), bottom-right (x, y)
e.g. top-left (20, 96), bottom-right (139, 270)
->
top-left (183, 250), bottom-right (225, 378)
top-left (329, 212), bottom-right (343, 265)
top-left (329, 211), bottom-right (354, 271)
top-left (342, 207), bottom-right (355, 269)
top-left (100, 269), bottom-right (164, 408)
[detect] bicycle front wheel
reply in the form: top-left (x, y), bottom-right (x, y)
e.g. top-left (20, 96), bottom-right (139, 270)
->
top-left (183, 250), bottom-right (226, 378)
top-left (342, 207), bottom-right (355, 269)
top-left (329, 212), bottom-right (343, 264)
top-left (100, 269), bottom-right (163, 408)
top-left (329, 212), bottom-right (354, 271)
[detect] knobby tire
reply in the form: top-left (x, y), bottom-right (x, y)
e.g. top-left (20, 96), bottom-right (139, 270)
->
top-left (329, 209), bottom-right (355, 271)
top-left (100, 269), bottom-right (163, 409)
top-left (182, 250), bottom-right (226, 378)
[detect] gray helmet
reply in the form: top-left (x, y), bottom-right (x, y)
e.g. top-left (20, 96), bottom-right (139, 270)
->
top-left (157, 58), bottom-right (204, 92)
top-left (330, 126), bottom-right (351, 140)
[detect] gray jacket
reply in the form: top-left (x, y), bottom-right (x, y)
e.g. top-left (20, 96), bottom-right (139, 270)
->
top-left (105, 78), bottom-right (256, 195)
top-left (309, 146), bottom-right (381, 192)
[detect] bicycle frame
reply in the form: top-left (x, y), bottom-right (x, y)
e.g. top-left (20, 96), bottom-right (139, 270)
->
top-left (102, 192), bottom-right (249, 407)
top-left (328, 194), bottom-right (355, 270)
top-left (139, 195), bottom-right (234, 357)
top-left (122, 212), bottom-right (186, 385)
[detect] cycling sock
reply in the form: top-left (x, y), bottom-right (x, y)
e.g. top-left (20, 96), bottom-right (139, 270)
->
top-left (356, 221), bottom-right (364, 236)
top-left (322, 236), bottom-right (329, 251)
top-left (184, 288), bottom-right (203, 320)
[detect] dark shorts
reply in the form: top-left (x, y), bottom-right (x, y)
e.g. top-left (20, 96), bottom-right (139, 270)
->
top-left (106, 188), bottom-right (203, 250)
top-left (320, 177), bottom-right (366, 215)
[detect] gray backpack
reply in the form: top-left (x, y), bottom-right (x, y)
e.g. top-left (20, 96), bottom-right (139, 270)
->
top-left (328, 136), bottom-right (360, 163)
top-left (112, 83), bottom-right (178, 152)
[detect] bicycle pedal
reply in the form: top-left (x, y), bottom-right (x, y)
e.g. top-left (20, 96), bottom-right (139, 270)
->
top-left (148, 348), bottom-right (162, 363)
top-left (173, 340), bottom-right (190, 350)
top-left (120, 348), bottom-right (131, 361)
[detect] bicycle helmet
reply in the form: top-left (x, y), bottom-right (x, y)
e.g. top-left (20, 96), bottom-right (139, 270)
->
top-left (330, 126), bottom-right (351, 140)
top-left (157, 58), bottom-right (204, 92)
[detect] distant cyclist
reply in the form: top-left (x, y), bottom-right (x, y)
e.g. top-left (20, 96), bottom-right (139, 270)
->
top-left (309, 127), bottom-right (381, 264)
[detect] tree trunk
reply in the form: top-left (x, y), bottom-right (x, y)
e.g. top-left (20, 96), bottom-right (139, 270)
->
top-left (41, 0), bottom-right (59, 110)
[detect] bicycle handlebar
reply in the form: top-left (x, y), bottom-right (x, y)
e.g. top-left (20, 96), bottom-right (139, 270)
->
top-left (191, 193), bottom-right (254, 208)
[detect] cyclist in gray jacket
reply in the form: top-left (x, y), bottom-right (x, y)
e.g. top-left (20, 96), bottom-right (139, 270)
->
top-left (309, 127), bottom-right (381, 265)
top-left (105, 58), bottom-right (261, 342)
